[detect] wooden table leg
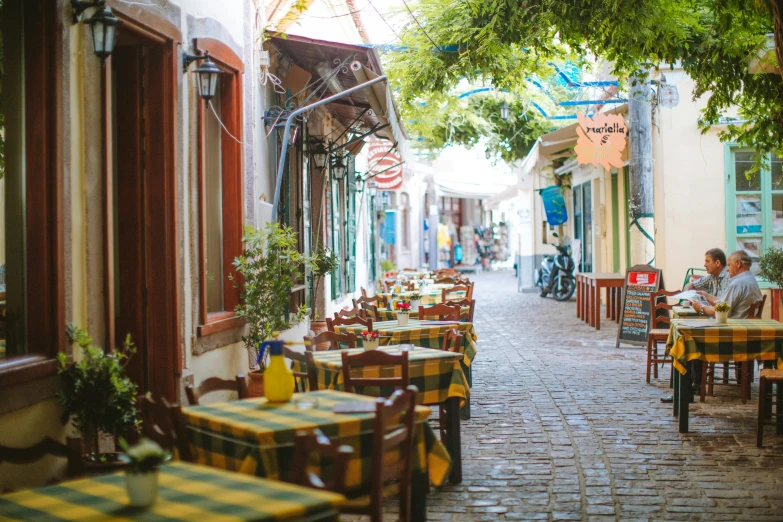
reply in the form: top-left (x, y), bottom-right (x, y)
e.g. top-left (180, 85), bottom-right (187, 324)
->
top-left (597, 281), bottom-right (602, 330)
top-left (673, 369), bottom-right (680, 417)
top-left (678, 367), bottom-right (690, 433)
top-left (576, 276), bottom-right (582, 319)
top-left (588, 281), bottom-right (594, 327)
top-left (445, 397), bottom-right (462, 483)
top-left (411, 470), bottom-right (428, 522)
top-left (605, 286), bottom-right (611, 319)
top-left (777, 380), bottom-right (783, 436)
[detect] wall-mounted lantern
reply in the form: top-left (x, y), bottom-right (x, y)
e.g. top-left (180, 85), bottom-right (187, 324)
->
top-left (310, 139), bottom-right (329, 170)
top-left (499, 100), bottom-right (511, 121)
top-left (331, 153), bottom-right (348, 181)
top-left (183, 51), bottom-right (222, 101)
top-left (71, 1), bottom-right (119, 60)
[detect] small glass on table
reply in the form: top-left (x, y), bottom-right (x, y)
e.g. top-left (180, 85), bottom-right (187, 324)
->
top-left (399, 343), bottom-right (415, 352)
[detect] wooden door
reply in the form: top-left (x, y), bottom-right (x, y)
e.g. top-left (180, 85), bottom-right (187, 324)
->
top-left (111, 37), bottom-right (179, 401)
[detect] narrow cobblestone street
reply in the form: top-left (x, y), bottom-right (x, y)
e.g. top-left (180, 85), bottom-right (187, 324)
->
top-left (425, 270), bottom-right (783, 521)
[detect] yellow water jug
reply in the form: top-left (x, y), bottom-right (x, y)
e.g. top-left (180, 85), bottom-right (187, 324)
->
top-left (262, 339), bottom-right (294, 403)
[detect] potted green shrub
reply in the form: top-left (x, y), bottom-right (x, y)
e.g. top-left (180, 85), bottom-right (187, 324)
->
top-left (310, 244), bottom-right (339, 349)
top-left (760, 247), bottom-right (783, 308)
top-left (714, 301), bottom-right (731, 324)
top-left (57, 324), bottom-right (139, 468)
top-left (233, 222), bottom-right (309, 396)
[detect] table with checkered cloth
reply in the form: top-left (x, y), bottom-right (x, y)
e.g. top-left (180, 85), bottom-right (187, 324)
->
top-left (666, 318), bottom-right (783, 374)
top-left (181, 390), bottom-right (452, 492)
top-left (297, 346), bottom-right (469, 407)
top-left (0, 462), bottom-right (344, 521)
top-left (334, 320), bottom-right (477, 366)
top-left (380, 290), bottom-right (465, 306)
top-left (374, 306), bottom-right (471, 322)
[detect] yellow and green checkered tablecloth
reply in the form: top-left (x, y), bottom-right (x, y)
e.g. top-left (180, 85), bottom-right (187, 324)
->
top-left (334, 320), bottom-right (478, 366)
top-left (666, 319), bottom-right (783, 374)
top-left (0, 461), bottom-right (344, 521)
top-left (181, 390), bottom-right (452, 492)
top-left (374, 306), bottom-right (471, 322)
top-left (380, 290), bottom-right (465, 306)
top-left (297, 346), bottom-right (469, 406)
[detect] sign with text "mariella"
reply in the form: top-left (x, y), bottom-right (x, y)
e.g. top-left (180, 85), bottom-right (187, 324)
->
top-left (574, 112), bottom-right (627, 171)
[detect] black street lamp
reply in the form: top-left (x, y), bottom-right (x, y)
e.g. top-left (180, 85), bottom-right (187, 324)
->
top-left (72, 1), bottom-right (119, 60)
top-left (311, 139), bottom-right (328, 170)
top-left (331, 153), bottom-right (347, 181)
top-left (499, 100), bottom-right (511, 121)
top-left (183, 51), bottom-right (222, 101)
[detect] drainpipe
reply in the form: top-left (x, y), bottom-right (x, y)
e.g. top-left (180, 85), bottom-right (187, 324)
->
top-left (272, 75), bottom-right (388, 219)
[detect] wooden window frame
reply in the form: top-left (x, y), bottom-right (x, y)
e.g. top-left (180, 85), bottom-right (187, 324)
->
top-left (0, 0), bottom-right (66, 391)
top-left (195, 38), bottom-right (245, 337)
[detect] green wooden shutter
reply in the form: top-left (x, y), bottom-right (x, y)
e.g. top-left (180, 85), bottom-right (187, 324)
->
top-left (346, 163), bottom-right (357, 293)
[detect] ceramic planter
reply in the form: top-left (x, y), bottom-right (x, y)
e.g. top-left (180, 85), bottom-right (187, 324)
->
top-left (125, 470), bottom-right (159, 507)
top-left (410, 299), bottom-right (421, 311)
top-left (397, 312), bottom-right (410, 326)
top-left (715, 310), bottom-right (729, 324)
top-left (310, 320), bottom-right (330, 351)
top-left (363, 339), bottom-right (379, 351)
top-left (247, 369), bottom-right (265, 397)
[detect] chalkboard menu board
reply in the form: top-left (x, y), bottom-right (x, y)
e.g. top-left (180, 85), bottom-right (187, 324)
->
top-left (616, 265), bottom-right (664, 347)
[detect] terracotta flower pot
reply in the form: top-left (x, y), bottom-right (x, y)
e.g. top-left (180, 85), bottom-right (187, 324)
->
top-left (247, 369), bottom-right (265, 397)
top-left (310, 320), bottom-right (330, 351)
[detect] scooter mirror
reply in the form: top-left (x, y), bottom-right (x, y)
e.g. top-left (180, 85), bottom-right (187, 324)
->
top-left (552, 232), bottom-right (559, 238)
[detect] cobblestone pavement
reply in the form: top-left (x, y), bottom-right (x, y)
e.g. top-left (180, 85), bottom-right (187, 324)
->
top-left (419, 270), bottom-right (783, 521)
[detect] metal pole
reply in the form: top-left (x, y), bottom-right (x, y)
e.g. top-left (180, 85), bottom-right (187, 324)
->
top-left (272, 75), bottom-right (388, 219)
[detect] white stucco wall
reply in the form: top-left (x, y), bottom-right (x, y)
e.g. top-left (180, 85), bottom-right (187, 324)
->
top-left (653, 70), bottom-right (728, 287)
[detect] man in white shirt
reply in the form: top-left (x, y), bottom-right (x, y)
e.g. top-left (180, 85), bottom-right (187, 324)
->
top-left (693, 250), bottom-right (762, 318)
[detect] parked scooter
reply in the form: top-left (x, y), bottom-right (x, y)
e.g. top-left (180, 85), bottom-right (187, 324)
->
top-left (534, 236), bottom-right (576, 301)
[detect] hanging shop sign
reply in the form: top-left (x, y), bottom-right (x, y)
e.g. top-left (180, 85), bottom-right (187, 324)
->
top-left (574, 112), bottom-right (627, 171)
top-left (367, 140), bottom-right (403, 190)
top-left (539, 186), bottom-right (568, 226)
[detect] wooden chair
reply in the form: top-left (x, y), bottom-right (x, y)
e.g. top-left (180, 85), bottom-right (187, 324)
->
top-left (185, 374), bottom-right (248, 405)
top-left (645, 289), bottom-right (679, 384)
top-left (334, 307), bottom-right (367, 320)
top-left (441, 328), bottom-right (463, 353)
top-left (360, 303), bottom-right (380, 321)
top-left (341, 349), bottom-right (410, 395)
top-left (284, 346), bottom-right (310, 393)
top-left (326, 315), bottom-right (373, 332)
top-left (361, 287), bottom-right (369, 298)
top-left (419, 303), bottom-right (461, 321)
top-left (749, 295), bottom-right (768, 319)
top-left (435, 276), bottom-right (458, 285)
top-left (442, 283), bottom-right (474, 302)
top-left (292, 428), bottom-right (354, 491)
top-left (353, 294), bottom-right (388, 309)
top-left (0, 437), bottom-right (84, 487)
top-left (304, 330), bottom-right (357, 351)
top-left (757, 369), bottom-right (783, 447)
top-left (137, 395), bottom-right (193, 462)
top-left (444, 298), bottom-right (476, 322)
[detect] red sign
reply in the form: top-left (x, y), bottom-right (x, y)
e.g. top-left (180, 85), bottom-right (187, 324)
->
top-left (367, 140), bottom-right (403, 190)
top-left (628, 271), bottom-right (658, 287)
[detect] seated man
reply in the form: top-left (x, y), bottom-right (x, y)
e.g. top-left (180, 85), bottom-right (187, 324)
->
top-left (693, 250), bottom-right (762, 319)
top-left (684, 248), bottom-right (729, 298)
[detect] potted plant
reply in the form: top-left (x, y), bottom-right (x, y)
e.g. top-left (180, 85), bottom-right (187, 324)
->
top-left (119, 438), bottom-right (170, 507)
top-left (57, 324), bottom-right (140, 468)
top-left (396, 301), bottom-right (411, 326)
top-left (408, 292), bottom-right (422, 311)
top-left (760, 246), bottom-right (783, 306)
top-left (233, 223), bottom-right (310, 397)
top-left (714, 301), bottom-right (731, 324)
top-left (359, 330), bottom-right (379, 351)
top-left (310, 244), bottom-right (340, 348)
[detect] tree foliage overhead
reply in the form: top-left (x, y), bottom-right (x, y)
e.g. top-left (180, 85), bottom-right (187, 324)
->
top-left (386, 0), bottom-right (783, 165)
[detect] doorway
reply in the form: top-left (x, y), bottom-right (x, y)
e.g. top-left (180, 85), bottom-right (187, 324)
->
top-left (108, 27), bottom-right (179, 400)
top-left (573, 181), bottom-right (593, 272)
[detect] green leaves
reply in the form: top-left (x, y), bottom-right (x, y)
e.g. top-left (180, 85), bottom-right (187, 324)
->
top-left (233, 222), bottom-right (309, 368)
top-left (759, 246), bottom-right (783, 289)
top-left (58, 324), bottom-right (140, 448)
top-left (387, 0), bottom-right (783, 165)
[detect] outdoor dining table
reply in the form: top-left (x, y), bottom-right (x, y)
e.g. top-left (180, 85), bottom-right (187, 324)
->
top-left (0, 461), bottom-right (345, 521)
top-left (181, 390), bottom-right (451, 522)
top-left (300, 345), bottom-right (469, 483)
top-left (374, 306), bottom-right (471, 321)
top-left (380, 288), bottom-right (465, 306)
top-left (575, 272), bottom-right (625, 331)
top-left (666, 318), bottom-right (783, 433)
top-left (333, 319), bottom-right (478, 419)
